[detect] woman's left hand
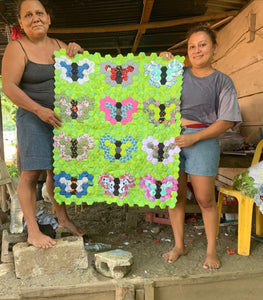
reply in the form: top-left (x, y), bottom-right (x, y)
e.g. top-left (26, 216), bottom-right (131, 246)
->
top-left (66, 42), bottom-right (84, 57)
top-left (174, 133), bottom-right (199, 148)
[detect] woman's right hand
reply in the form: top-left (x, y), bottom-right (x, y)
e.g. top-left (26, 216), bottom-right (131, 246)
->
top-left (159, 51), bottom-right (174, 61)
top-left (37, 106), bottom-right (62, 129)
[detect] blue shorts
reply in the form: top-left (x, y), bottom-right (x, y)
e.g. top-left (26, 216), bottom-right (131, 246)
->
top-left (16, 108), bottom-right (54, 171)
top-left (179, 127), bottom-right (220, 177)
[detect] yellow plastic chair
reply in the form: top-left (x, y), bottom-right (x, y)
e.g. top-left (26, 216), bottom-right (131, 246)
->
top-left (217, 139), bottom-right (263, 256)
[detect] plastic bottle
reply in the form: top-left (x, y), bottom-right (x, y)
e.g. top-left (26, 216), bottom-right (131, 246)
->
top-left (84, 242), bottom-right (112, 252)
top-left (10, 193), bottom-right (24, 234)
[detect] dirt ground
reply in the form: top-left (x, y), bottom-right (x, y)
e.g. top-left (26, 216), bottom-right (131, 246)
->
top-left (0, 199), bottom-right (263, 299)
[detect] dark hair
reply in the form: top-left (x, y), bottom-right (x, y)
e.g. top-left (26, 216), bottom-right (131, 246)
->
top-left (186, 25), bottom-right (217, 45)
top-left (17, 0), bottom-right (49, 18)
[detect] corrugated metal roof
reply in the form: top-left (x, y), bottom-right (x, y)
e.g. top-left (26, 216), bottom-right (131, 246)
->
top-left (0, 0), bottom-right (251, 67)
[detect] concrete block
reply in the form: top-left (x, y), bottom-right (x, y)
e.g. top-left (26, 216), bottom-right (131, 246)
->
top-left (55, 226), bottom-right (73, 239)
top-left (94, 249), bottom-right (133, 279)
top-left (13, 236), bottom-right (88, 279)
top-left (1, 229), bottom-right (27, 263)
top-left (0, 263), bottom-right (14, 277)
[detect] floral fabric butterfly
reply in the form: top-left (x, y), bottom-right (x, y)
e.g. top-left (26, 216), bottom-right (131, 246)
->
top-left (143, 98), bottom-right (180, 127)
top-left (55, 94), bottom-right (95, 122)
top-left (140, 174), bottom-right (178, 202)
top-left (100, 61), bottom-right (139, 87)
top-left (144, 60), bottom-right (184, 88)
top-left (99, 134), bottom-right (137, 163)
top-left (142, 136), bottom-right (180, 165)
top-left (54, 171), bottom-right (94, 198)
top-left (54, 132), bottom-right (94, 161)
top-left (98, 172), bottom-right (135, 199)
top-left (55, 55), bottom-right (95, 84)
top-left (100, 96), bottom-right (138, 125)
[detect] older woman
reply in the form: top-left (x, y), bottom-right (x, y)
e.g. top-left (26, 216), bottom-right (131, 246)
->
top-left (2, 0), bottom-right (84, 248)
top-left (160, 26), bottom-right (242, 270)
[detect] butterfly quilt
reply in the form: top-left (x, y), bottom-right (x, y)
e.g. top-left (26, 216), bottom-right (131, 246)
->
top-left (53, 50), bottom-right (184, 208)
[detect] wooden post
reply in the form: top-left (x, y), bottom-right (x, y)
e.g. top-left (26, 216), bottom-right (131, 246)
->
top-left (144, 281), bottom-right (154, 300)
top-left (116, 284), bottom-right (135, 300)
top-left (0, 92), bottom-right (8, 212)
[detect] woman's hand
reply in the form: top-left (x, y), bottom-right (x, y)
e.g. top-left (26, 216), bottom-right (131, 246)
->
top-left (159, 51), bottom-right (174, 61)
top-left (37, 107), bottom-right (62, 129)
top-left (174, 133), bottom-right (199, 148)
top-left (66, 42), bottom-right (84, 57)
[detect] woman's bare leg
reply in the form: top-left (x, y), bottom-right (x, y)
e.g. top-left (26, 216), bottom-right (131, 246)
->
top-left (162, 171), bottom-right (187, 263)
top-left (46, 170), bottom-right (85, 236)
top-left (17, 170), bottom-right (56, 248)
top-left (189, 174), bottom-right (220, 270)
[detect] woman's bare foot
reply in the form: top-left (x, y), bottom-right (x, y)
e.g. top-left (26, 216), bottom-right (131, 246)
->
top-left (27, 231), bottom-right (56, 249)
top-left (58, 218), bottom-right (85, 236)
top-left (162, 246), bottom-right (187, 263)
top-left (203, 253), bottom-right (221, 270)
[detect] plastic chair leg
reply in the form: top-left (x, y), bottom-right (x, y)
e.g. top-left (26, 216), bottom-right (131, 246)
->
top-left (237, 195), bottom-right (254, 256)
top-left (256, 206), bottom-right (263, 236)
top-left (217, 191), bottom-right (224, 236)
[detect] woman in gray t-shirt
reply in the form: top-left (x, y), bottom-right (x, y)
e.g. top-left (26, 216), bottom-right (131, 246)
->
top-left (160, 25), bottom-right (242, 270)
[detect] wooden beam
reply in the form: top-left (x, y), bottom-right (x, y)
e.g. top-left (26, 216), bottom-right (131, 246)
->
top-left (248, 13), bottom-right (256, 43)
top-left (168, 16), bottom-right (234, 50)
top-left (132, 0), bottom-right (154, 53)
top-left (48, 11), bottom-right (239, 34)
top-left (82, 44), bottom-right (186, 51)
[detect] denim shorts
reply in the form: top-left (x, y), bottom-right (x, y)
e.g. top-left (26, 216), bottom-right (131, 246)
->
top-left (16, 108), bottom-right (54, 171)
top-left (179, 127), bottom-right (220, 177)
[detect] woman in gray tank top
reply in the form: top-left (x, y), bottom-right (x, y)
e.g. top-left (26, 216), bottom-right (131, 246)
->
top-left (160, 26), bottom-right (242, 270)
top-left (2, 0), bottom-right (85, 248)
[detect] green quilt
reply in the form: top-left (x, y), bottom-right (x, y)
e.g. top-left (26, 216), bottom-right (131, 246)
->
top-left (53, 50), bottom-right (184, 208)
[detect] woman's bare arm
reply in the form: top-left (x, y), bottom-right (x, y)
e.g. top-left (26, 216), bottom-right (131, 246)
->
top-left (2, 41), bottom-right (62, 128)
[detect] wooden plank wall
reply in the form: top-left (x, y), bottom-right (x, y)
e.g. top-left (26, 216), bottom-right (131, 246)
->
top-left (213, 0), bottom-right (263, 144)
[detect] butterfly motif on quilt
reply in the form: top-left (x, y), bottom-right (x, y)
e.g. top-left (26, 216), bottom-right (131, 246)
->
top-left (144, 59), bottom-right (184, 88)
top-left (53, 132), bottom-right (94, 161)
top-left (140, 174), bottom-right (178, 202)
top-left (55, 93), bottom-right (95, 122)
top-left (54, 171), bottom-right (94, 198)
top-left (142, 136), bottom-right (180, 165)
top-left (98, 172), bottom-right (135, 199)
top-left (55, 55), bottom-right (95, 84)
top-left (143, 97), bottom-right (180, 127)
top-left (100, 61), bottom-right (139, 87)
top-left (99, 134), bottom-right (137, 163)
top-left (100, 96), bottom-right (138, 125)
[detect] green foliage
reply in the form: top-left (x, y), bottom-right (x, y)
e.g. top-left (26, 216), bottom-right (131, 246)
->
top-left (233, 170), bottom-right (257, 198)
top-left (1, 93), bottom-right (17, 122)
top-left (1, 77), bottom-right (17, 129)
top-left (7, 164), bottom-right (19, 178)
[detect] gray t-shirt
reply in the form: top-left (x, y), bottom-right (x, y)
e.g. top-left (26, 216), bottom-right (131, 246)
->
top-left (180, 67), bottom-right (242, 126)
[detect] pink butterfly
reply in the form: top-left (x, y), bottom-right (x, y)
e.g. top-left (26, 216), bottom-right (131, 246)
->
top-left (100, 96), bottom-right (138, 125)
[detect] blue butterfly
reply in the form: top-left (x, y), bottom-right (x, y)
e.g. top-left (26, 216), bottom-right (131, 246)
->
top-left (54, 171), bottom-right (94, 198)
top-left (144, 60), bottom-right (184, 88)
top-left (55, 55), bottom-right (95, 84)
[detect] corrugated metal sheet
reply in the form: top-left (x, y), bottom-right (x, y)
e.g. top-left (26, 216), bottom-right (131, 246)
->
top-left (0, 0), bottom-right (251, 66)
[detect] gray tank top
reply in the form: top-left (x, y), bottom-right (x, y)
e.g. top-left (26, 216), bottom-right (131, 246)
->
top-left (17, 39), bottom-right (61, 109)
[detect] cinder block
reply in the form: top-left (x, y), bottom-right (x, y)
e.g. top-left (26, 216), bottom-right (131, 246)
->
top-left (94, 249), bottom-right (133, 279)
top-left (0, 263), bottom-right (14, 277)
top-left (1, 229), bottom-right (27, 263)
top-left (13, 236), bottom-right (88, 279)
